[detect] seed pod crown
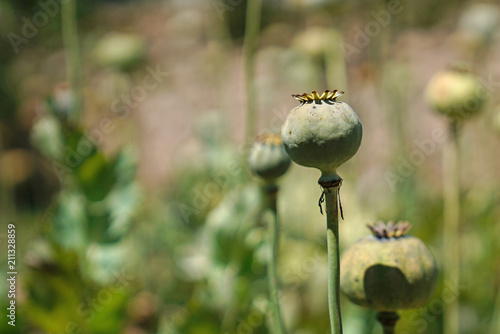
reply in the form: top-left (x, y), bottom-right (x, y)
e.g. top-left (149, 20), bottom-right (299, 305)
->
top-left (367, 221), bottom-right (411, 239)
top-left (292, 90), bottom-right (344, 104)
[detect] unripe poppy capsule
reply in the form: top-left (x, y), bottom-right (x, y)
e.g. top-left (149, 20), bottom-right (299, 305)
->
top-left (426, 65), bottom-right (485, 121)
top-left (248, 133), bottom-right (291, 182)
top-left (340, 222), bottom-right (438, 312)
top-left (281, 90), bottom-right (362, 183)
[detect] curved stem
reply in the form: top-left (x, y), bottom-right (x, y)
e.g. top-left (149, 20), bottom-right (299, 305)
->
top-left (376, 311), bottom-right (399, 334)
top-left (265, 184), bottom-right (286, 334)
top-left (320, 180), bottom-right (343, 334)
top-left (443, 121), bottom-right (461, 334)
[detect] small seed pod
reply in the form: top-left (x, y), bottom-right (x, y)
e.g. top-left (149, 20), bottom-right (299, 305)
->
top-left (248, 134), bottom-right (291, 182)
top-left (93, 33), bottom-right (146, 70)
top-left (340, 222), bottom-right (438, 311)
top-left (458, 4), bottom-right (500, 44)
top-left (281, 90), bottom-right (362, 183)
top-left (425, 65), bottom-right (485, 121)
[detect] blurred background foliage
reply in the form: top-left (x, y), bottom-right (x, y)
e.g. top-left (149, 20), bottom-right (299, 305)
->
top-left (0, 0), bottom-right (500, 333)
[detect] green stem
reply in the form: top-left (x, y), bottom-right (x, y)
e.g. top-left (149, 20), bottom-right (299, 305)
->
top-left (243, 0), bottom-right (262, 142)
top-left (490, 286), bottom-right (500, 334)
top-left (442, 121), bottom-right (461, 334)
top-left (0, 137), bottom-right (15, 225)
top-left (376, 311), bottom-right (399, 334)
top-left (265, 184), bottom-right (286, 334)
top-left (324, 30), bottom-right (348, 95)
top-left (61, 0), bottom-right (83, 124)
top-left (320, 179), bottom-right (343, 334)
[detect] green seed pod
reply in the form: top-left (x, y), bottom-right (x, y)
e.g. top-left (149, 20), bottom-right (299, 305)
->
top-left (248, 134), bottom-right (291, 182)
top-left (458, 4), bottom-right (500, 42)
top-left (425, 65), bottom-right (485, 121)
top-left (281, 90), bottom-right (362, 183)
top-left (93, 33), bottom-right (145, 70)
top-left (340, 222), bottom-right (438, 312)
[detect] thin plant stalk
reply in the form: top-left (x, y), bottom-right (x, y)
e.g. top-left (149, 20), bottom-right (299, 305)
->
top-left (442, 120), bottom-right (461, 334)
top-left (243, 0), bottom-right (262, 142)
top-left (0, 136), bottom-right (15, 225)
top-left (61, 0), bottom-right (83, 124)
top-left (324, 31), bottom-right (348, 98)
top-left (490, 287), bottom-right (500, 334)
top-left (376, 311), bottom-right (399, 334)
top-left (320, 180), bottom-right (343, 334)
top-left (264, 184), bottom-right (286, 334)
top-left (61, 0), bottom-right (86, 264)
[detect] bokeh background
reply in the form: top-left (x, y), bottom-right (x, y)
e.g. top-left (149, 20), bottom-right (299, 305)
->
top-left (1, 0), bottom-right (500, 333)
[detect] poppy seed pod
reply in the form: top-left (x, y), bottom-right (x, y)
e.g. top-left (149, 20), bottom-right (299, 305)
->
top-left (93, 33), bottom-right (145, 70)
top-left (281, 90), bottom-right (362, 183)
top-left (340, 222), bottom-right (438, 312)
top-left (248, 134), bottom-right (291, 182)
top-left (426, 65), bottom-right (485, 120)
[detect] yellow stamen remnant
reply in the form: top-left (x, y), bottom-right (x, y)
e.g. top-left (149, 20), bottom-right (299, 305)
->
top-left (255, 133), bottom-right (283, 146)
top-left (292, 90), bottom-right (345, 103)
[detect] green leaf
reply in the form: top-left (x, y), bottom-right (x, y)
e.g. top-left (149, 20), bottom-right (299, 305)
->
top-left (75, 152), bottom-right (117, 202)
top-left (53, 190), bottom-right (86, 251)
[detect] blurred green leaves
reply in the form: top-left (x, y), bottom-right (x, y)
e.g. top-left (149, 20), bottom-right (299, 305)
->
top-left (75, 151), bottom-right (117, 202)
top-left (24, 90), bottom-right (142, 333)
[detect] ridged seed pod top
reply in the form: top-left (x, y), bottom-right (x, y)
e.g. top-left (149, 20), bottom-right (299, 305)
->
top-left (281, 90), bottom-right (362, 182)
